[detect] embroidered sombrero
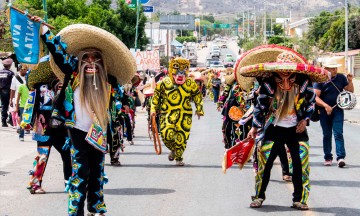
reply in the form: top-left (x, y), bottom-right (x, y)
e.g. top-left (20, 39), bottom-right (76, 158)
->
top-left (27, 55), bottom-right (57, 90)
top-left (236, 45), bottom-right (330, 83)
top-left (49, 24), bottom-right (136, 85)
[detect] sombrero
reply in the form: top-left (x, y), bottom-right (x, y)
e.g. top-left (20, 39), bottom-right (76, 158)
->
top-left (27, 55), bottom-right (57, 90)
top-left (235, 44), bottom-right (310, 91)
top-left (224, 74), bottom-right (236, 85)
top-left (237, 45), bottom-right (330, 83)
top-left (49, 24), bottom-right (136, 85)
top-left (188, 71), bottom-right (203, 81)
top-left (143, 77), bottom-right (156, 96)
top-left (323, 57), bottom-right (342, 68)
top-left (131, 74), bottom-right (142, 87)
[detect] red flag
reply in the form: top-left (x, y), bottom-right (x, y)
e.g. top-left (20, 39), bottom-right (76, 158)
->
top-left (222, 138), bottom-right (255, 173)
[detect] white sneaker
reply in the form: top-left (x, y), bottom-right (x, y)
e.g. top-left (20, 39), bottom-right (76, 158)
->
top-left (337, 159), bottom-right (346, 168)
top-left (19, 137), bottom-right (24, 142)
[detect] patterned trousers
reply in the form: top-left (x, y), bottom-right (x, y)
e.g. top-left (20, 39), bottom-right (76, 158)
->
top-left (254, 125), bottom-right (310, 204)
top-left (28, 128), bottom-right (72, 190)
top-left (68, 128), bottom-right (107, 216)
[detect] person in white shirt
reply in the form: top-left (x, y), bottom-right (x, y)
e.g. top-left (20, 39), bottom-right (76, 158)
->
top-left (9, 65), bottom-right (27, 128)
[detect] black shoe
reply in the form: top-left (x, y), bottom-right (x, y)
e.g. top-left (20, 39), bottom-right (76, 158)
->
top-left (2, 123), bottom-right (8, 127)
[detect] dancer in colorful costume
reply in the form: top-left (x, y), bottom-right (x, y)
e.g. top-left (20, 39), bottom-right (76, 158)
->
top-left (22, 56), bottom-right (72, 194)
top-left (32, 17), bottom-right (136, 216)
top-left (150, 58), bottom-right (204, 166)
top-left (217, 68), bottom-right (257, 149)
top-left (107, 75), bottom-right (130, 166)
top-left (243, 45), bottom-right (330, 210)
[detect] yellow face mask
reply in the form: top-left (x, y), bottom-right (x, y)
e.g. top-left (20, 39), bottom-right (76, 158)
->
top-left (169, 58), bottom-right (190, 84)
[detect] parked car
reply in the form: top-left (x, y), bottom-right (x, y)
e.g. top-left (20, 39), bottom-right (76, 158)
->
top-left (220, 43), bottom-right (227, 49)
top-left (209, 60), bottom-right (224, 68)
top-left (211, 50), bottom-right (221, 58)
top-left (199, 41), bottom-right (207, 48)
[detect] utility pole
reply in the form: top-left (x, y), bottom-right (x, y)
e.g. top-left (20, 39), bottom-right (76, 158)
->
top-left (263, 0), bottom-right (267, 43)
top-left (150, 21), bottom-right (153, 50)
top-left (253, 6), bottom-right (256, 38)
top-left (42, 0), bottom-right (48, 22)
top-left (247, 9), bottom-right (250, 38)
top-left (345, 0), bottom-right (349, 73)
top-left (242, 11), bottom-right (245, 38)
top-left (134, 0), bottom-right (140, 50)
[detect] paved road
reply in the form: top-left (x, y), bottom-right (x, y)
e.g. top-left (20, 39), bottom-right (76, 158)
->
top-left (1, 101), bottom-right (360, 216)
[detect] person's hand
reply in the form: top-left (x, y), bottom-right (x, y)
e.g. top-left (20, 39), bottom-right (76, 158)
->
top-left (150, 112), bottom-right (156, 117)
top-left (247, 127), bottom-right (258, 139)
top-left (30, 16), bottom-right (43, 22)
top-left (347, 73), bottom-right (353, 82)
top-left (324, 104), bottom-right (333, 115)
top-left (296, 119), bottom-right (307, 133)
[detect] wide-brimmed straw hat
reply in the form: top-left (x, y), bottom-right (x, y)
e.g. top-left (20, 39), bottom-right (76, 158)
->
top-left (131, 74), bottom-right (142, 87)
top-left (238, 45), bottom-right (330, 83)
top-left (323, 57), bottom-right (342, 68)
top-left (224, 74), bottom-right (236, 85)
top-left (143, 77), bottom-right (156, 96)
top-left (188, 71), bottom-right (203, 81)
top-left (49, 24), bottom-right (136, 85)
top-left (233, 45), bottom-right (302, 91)
top-left (27, 55), bottom-right (57, 90)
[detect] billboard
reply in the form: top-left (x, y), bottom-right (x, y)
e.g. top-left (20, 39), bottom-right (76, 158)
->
top-left (133, 50), bottom-right (160, 71)
top-left (159, 15), bottom-right (195, 30)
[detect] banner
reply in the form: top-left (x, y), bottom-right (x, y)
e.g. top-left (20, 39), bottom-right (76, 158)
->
top-left (9, 7), bottom-right (41, 65)
top-left (222, 138), bottom-right (255, 173)
top-left (133, 50), bottom-right (160, 71)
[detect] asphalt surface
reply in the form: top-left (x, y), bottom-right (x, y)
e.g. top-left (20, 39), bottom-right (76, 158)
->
top-left (1, 101), bottom-right (360, 216)
top-left (1, 40), bottom-right (360, 216)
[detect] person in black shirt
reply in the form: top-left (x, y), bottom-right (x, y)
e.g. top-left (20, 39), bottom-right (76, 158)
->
top-left (0, 58), bottom-right (15, 127)
top-left (211, 72), bottom-right (221, 103)
top-left (314, 62), bottom-right (354, 168)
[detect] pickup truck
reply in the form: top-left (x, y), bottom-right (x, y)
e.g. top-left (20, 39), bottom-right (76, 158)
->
top-left (188, 52), bottom-right (197, 67)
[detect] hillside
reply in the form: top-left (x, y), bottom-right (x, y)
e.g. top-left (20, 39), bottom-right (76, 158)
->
top-left (146, 0), bottom-right (360, 20)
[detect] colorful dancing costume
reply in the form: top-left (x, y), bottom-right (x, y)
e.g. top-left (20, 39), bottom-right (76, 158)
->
top-left (151, 58), bottom-right (204, 164)
top-left (38, 21), bottom-right (135, 215)
top-left (218, 79), bottom-right (258, 149)
top-left (22, 60), bottom-right (72, 193)
top-left (239, 47), bottom-right (330, 209)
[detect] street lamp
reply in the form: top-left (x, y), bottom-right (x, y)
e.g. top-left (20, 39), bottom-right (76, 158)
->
top-left (338, 1), bottom-right (349, 73)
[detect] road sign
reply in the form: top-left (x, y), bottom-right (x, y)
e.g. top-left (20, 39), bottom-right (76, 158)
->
top-left (126, 0), bottom-right (150, 8)
top-left (159, 15), bottom-right (195, 30)
top-left (213, 24), bottom-right (231, 29)
top-left (126, 0), bottom-right (137, 8)
top-left (143, 6), bottom-right (154, 13)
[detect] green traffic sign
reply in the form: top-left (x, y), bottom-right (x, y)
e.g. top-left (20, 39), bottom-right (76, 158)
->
top-left (213, 24), bottom-right (231, 29)
top-left (126, 0), bottom-right (137, 8)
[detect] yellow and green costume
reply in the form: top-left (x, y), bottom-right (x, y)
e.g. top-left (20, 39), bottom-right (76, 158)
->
top-left (150, 58), bottom-right (204, 161)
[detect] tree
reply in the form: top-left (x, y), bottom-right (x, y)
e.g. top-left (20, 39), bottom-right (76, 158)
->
top-left (11, 0), bottom-right (148, 50)
top-left (268, 36), bottom-right (285, 44)
top-left (202, 15), bottom-right (215, 23)
top-left (307, 11), bottom-right (337, 46)
top-left (272, 24), bottom-right (283, 36)
top-left (348, 15), bottom-right (360, 50)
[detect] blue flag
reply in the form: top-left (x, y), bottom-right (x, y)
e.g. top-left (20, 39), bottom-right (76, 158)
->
top-left (9, 7), bottom-right (41, 65)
